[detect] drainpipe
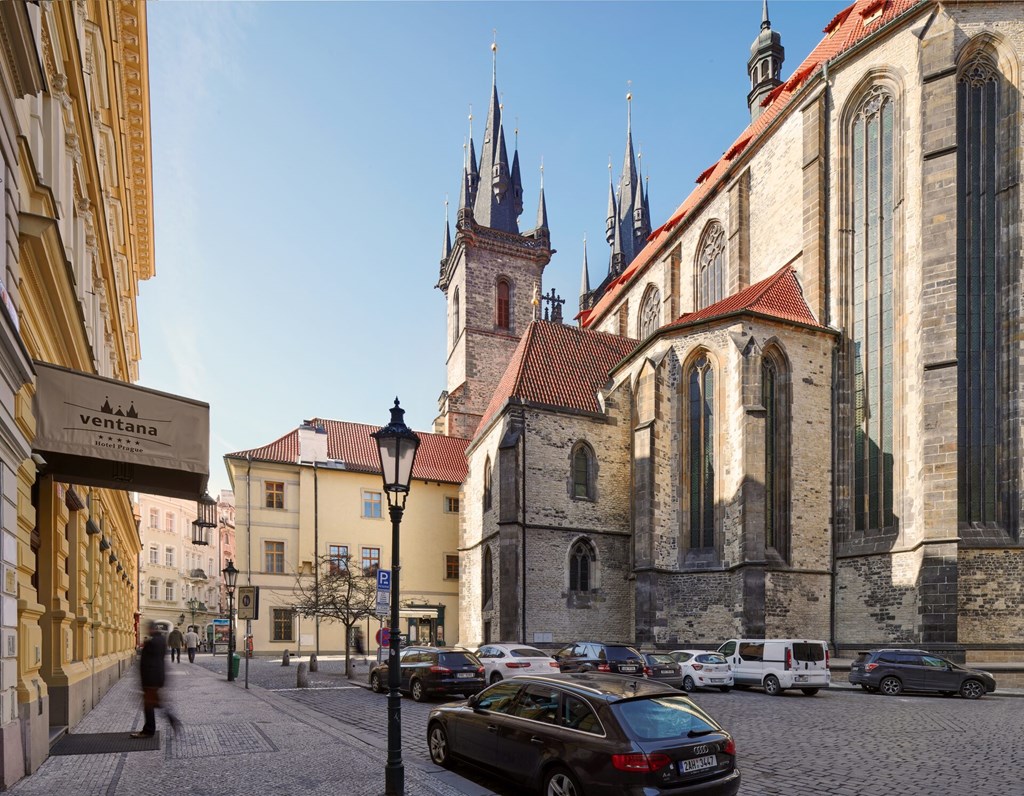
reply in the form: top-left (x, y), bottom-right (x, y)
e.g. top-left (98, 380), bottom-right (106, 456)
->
top-left (521, 407), bottom-right (527, 645)
top-left (245, 455), bottom-right (252, 689)
top-left (314, 460), bottom-right (319, 657)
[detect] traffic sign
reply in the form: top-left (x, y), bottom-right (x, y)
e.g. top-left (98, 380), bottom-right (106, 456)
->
top-left (376, 589), bottom-right (390, 615)
top-left (376, 627), bottom-right (390, 646)
top-left (377, 569), bottom-right (391, 591)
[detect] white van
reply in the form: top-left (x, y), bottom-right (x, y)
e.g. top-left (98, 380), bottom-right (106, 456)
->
top-left (717, 638), bottom-right (831, 696)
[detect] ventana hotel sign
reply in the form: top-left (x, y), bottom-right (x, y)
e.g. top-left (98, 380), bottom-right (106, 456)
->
top-left (32, 361), bottom-right (210, 499)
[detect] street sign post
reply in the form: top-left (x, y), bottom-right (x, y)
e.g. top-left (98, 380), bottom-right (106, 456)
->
top-left (376, 570), bottom-right (391, 591)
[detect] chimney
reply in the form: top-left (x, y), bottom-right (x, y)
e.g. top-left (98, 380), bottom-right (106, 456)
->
top-left (297, 420), bottom-right (329, 464)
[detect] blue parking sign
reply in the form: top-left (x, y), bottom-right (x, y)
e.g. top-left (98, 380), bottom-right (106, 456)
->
top-left (377, 569), bottom-right (391, 591)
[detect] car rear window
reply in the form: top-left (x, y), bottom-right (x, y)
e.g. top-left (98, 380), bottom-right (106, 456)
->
top-left (695, 653), bottom-right (727, 664)
top-left (439, 652), bottom-right (480, 667)
top-left (792, 643), bottom-right (825, 662)
top-left (510, 647), bottom-right (548, 658)
top-left (646, 654), bottom-right (676, 665)
top-left (605, 646), bottom-right (641, 662)
top-left (613, 697), bottom-right (719, 740)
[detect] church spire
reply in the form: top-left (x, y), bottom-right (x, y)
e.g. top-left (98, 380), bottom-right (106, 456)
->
top-left (605, 157), bottom-right (616, 245)
top-left (747, 0), bottom-right (784, 121)
top-left (612, 89), bottom-right (643, 267)
top-left (580, 234), bottom-right (591, 298)
top-left (473, 40), bottom-right (518, 232)
top-left (442, 197), bottom-right (452, 262)
top-left (511, 124), bottom-right (524, 219)
top-left (536, 159), bottom-right (548, 231)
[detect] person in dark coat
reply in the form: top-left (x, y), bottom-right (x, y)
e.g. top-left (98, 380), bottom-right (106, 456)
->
top-left (131, 621), bottom-right (182, 738)
top-left (167, 626), bottom-right (184, 663)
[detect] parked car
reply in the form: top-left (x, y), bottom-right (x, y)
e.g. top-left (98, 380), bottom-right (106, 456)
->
top-left (368, 646), bottom-right (485, 702)
top-left (553, 642), bottom-right (645, 678)
top-left (426, 672), bottom-right (741, 796)
top-left (670, 650), bottom-right (734, 692)
top-left (848, 649), bottom-right (996, 699)
top-left (717, 639), bottom-right (830, 696)
top-left (640, 652), bottom-right (684, 689)
top-left (476, 643), bottom-right (560, 684)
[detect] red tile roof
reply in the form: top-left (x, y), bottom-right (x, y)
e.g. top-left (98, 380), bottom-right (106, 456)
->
top-left (664, 265), bottom-right (824, 331)
top-left (583, 0), bottom-right (926, 329)
top-left (226, 418), bottom-right (469, 484)
top-left (477, 321), bottom-right (637, 432)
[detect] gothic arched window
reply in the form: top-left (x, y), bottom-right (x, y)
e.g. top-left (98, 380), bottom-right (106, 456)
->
top-left (452, 287), bottom-right (460, 344)
top-left (568, 539), bottom-right (595, 592)
top-left (956, 47), bottom-right (1018, 532)
top-left (571, 443), bottom-right (595, 500)
top-left (496, 279), bottom-right (511, 330)
top-left (638, 285), bottom-right (661, 340)
top-left (696, 221), bottom-right (726, 310)
top-left (849, 86), bottom-right (896, 534)
top-left (482, 546), bottom-right (493, 607)
top-left (688, 355), bottom-right (715, 548)
top-left (763, 348), bottom-right (791, 561)
top-left (483, 455), bottom-right (492, 512)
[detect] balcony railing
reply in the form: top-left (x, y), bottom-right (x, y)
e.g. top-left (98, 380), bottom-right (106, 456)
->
top-left (189, 569), bottom-right (208, 580)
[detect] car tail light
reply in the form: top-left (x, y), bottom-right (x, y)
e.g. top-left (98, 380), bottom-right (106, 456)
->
top-left (825, 648), bottom-right (831, 668)
top-left (504, 662), bottom-right (530, 669)
top-left (723, 739), bottom-right (736, 756)
top-left (643, 666), bottom-right (653, 676)
top-left (429, 666), bottom-right (451, 674)
top-left (785, 648), bottom-right (792, 671)
top-left (691, 663), bottom-right (703, 671)
top-left (597, 663), bottom-right (610, 672)
top-left (477, 667), bottom-right (484, 675)
top-left (865, 663), bottom-right (879, 672)
top-left (548, 661), bottom-right (560, 668)
top-left (612, 753), bottom-right (672, 773)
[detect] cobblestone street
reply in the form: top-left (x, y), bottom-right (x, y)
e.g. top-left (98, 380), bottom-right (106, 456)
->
top-left (198, 654), bottom-right (1024, 796)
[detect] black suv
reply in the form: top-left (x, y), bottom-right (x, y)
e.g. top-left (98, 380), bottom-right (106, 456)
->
top-left (368, 646), bottom-right (485, 702)
top-left (849, 649), bottom-right (996, 699)
top-left (552, 642), bottom-right (645, 677)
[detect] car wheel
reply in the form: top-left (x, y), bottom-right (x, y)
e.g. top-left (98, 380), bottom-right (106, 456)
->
top-left (879, 676), bottom-right (902, 696)
top-left (960, 679), bottom-right (985, 700)
top-left (544, 765), bottom-right (584, 796)
top-left (370, 672), bottom-right (384, 694)
top-left (763, 675), bottom-right (783, 696)
top-left (800, 688), bottom-right (819, 696)
top-left (719, 686), bottom-right (731, 693)
top-left (490, 671), bottom-right (503, 684)
top-left (682, 675), bottom-right (696, 692)
top-left (411, 679), bottom-right (426, 702)
top-left (427, 722), bottom-right (452, 768)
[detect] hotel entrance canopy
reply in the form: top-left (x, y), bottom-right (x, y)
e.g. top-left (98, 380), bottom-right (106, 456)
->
top-left (31, 361), bottom-right (210, 499)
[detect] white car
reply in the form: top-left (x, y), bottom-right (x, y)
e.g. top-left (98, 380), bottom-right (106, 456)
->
top-left (474, 643), bottom-right (560, 684)
top-left (669, 649), bottom-right (734, 692)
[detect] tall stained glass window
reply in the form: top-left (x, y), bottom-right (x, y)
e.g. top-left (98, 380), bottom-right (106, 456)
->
top-left (638, 286), bottom-right (661, 340)
top-left (957, 53), bottom-right (1005, 527)
top-left (688, 356), bottom-right (715, 548)
top-left (696, 222), bottom-right (726, 310)
top-left (851, 87), bottom-right (895, 533)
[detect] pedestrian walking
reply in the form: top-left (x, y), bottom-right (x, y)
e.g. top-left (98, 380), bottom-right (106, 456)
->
top-left (167, 625), bottom-right (184, 663)
top-left (353, 627), bottom-right (365, 655)
top-left (131, 620), bottom-right (182, 738)
top-left (184, 627), bottom-right (200, 663)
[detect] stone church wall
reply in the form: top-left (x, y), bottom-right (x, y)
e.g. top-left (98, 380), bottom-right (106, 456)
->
top-left (652, 570), bottom-right (743, 647)
top-left (957, 549), bottom-right (1024, 646)
top-left (764, 571), bottom-right (831, 640)
top-left (835, 550), bottom-right (922, 647)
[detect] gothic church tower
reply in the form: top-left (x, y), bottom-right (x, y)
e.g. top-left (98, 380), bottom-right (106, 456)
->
top-left (435, 44), bottom-right (552, 439)
top-left (747, 0), bottom-right (784, 121)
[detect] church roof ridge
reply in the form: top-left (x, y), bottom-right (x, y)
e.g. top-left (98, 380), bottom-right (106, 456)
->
top-left (226, 417), bottom-right (469, 484)
top-left (582, 0), bottom-right (926, 329)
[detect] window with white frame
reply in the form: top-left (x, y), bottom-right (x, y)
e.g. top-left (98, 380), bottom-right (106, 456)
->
top-left (165, 546), bottom-right (175, 567)
top-left (149, 546), bottom-right (159, 564)
top-left (165, 512), bottom-right (175, 533)
top-left (149, 508), bottom-right (159, 528)
top-left (164, 581), bottom-right (175, 601)
top-left (149, 579), bottom-right (159, 600)
top-left (444, 496), bottom-right (460, 514)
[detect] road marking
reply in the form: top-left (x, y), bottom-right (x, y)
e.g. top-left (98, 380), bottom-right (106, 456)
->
top-left (267, 686), bottom-right (362, 692)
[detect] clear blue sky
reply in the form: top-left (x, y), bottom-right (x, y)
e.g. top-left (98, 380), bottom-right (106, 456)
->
top-left (141, 0), bottom-right (849, 494)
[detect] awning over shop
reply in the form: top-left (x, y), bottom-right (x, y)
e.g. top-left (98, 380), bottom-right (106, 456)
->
top-left (32, 361), bottom-right (210, 500)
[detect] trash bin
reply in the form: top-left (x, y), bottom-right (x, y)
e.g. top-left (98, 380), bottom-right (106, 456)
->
top-left (230, 653), bottom-right (240, 679)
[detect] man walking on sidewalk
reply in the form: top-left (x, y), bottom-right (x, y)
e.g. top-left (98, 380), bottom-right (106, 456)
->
top-left (167, 625), bottom-right (184, 663)
top-left (131, 620), bottom-right (182, 738)
top-left (184, 627), bottom-right (200, 663)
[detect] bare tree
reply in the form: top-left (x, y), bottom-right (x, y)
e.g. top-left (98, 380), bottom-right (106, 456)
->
top-left (291, 553), bottom-right (378, 676)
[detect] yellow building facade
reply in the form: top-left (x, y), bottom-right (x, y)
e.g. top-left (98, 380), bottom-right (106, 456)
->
top-left (225, 419), bottom-right (468, 656)
top-left (0, 2), bottom-right (193, 786)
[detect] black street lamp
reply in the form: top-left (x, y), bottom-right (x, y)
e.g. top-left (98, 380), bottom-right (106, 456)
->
top-left (371, 398), bottom-right (420, 796)
top-left (222, 559), bottom-right (239, 681)
top-left (193, 491), bottom-right (216, 546)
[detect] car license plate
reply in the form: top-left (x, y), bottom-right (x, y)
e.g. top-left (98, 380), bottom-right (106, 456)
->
top-left (795, 674), bottom-right (808, 682)
top-left (456, 672), bottom-right (475, 679)
top-left (620, 666), bottom-right (637, 673)
top-left (681, 755), bottom-right (716, 774)
top-left (711, 678), bottom-right (723, 683)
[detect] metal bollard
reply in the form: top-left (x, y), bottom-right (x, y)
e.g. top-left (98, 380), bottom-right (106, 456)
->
top-left (296, 662), bottom-right (309, 688)
top-left (282, 649), bottom-right (291, 666)
top-left (309, 653), bottom-right (318, 672)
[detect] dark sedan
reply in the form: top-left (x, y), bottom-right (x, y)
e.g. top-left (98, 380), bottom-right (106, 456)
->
top-left (641, 652), bottom-right (684, 689)
top-left (849, 648), bottom-right (996, 699)
top-left (426, 672), bottom-right (740, 796)
top-left (368, 646), bottom-right (485, 701)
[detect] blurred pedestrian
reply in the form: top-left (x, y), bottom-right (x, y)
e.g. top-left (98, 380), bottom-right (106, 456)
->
top-left (131, 620), bottom-right (181, 738)
top-left (354, 627), bottom-right (365, 655)
top-left (167, 625), bottom-right (184, 663)
top-left (184, 627), bottom-right (200, 663)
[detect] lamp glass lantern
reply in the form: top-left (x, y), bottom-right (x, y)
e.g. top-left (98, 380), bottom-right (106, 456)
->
top-left (222, 559), bottom-right (239, 591)
top-left (191, 519), bottom-right (209, 547)
top-left (193, 491), bottom-right (216, 546)
top-left (372, 398), bottom-right (421, 499)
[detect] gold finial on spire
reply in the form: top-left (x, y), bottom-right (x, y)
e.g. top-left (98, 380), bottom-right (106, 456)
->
top-left (626, 79), bottom-right (632, 103)
top-left (532, 284), bottom-right (540, 306)
top-left (491, 30), bottom-right (498, 82)
top-left (539, 156), bottom-right (545, 187)
top-left (500, 91), bottom-right (504, 112)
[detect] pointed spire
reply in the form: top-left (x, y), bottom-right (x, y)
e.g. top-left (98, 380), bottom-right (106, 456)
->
top-left (536, 159), bottom-right (548, 231)
top-left (612, 87), bottom-right (642, 266)
top-left (473, 37), bottom-right (518, 232)
top-left (580, 234), bottom-right (591, 297)
top-left (467, 106), bottom-right (479, 205)
top-left (748, 0), bottom-right (784, 120)
top-left (762, 0), bottom-right (771, 30)
top-left (442, 196), bottom-right (452, 261)
top-left (605, 157), bottom-right (616, 244)
top-left (511, 125), bottom-right (524, 219)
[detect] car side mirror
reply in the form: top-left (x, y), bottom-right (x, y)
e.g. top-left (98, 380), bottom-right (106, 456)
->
top-left (467, 694), bottom-right (480, 709)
